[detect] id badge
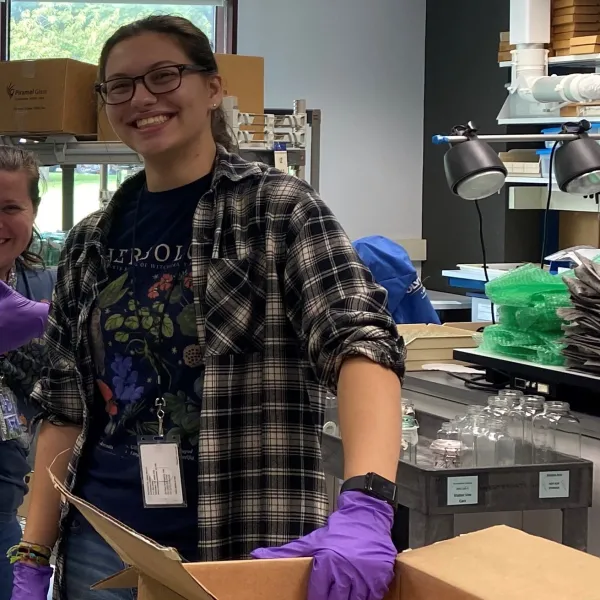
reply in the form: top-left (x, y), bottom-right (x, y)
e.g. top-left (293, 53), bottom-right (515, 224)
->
top-left (0, 380), bottom-right (23, 442)
top-left (138, 436), bottom-right (187, 508)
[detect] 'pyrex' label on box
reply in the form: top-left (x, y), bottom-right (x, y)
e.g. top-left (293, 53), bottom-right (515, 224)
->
top-left (539, 471), bottom-right (570, 499)
top-left (447, 476), bottom-right (479, 506)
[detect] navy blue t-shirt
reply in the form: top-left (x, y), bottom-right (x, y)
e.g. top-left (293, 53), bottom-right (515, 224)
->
top-left (77, 174), bottom-right (212, 560)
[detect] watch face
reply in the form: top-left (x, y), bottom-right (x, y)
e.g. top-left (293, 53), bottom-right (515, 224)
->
top-left (369, 474), bottom-right (397, 501)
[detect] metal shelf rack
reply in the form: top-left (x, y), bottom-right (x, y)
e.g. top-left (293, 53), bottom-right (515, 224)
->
top-left (0, 98), bottom-right (322, 230)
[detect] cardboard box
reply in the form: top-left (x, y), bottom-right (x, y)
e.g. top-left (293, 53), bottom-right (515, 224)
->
top-left (98, 54), bottom-right (265, 143)
top-left (499, 30), bottom-right (510, 42)
top-left (498, 50), bottom-right (513, 62)
top-left (554, 5), bottom-right (600, 15)
top-left (553, 12), bottom-right (600, 23)
top-left (571, 33), bottom-right (600, 43)
top-left (554, 0), bottom-right (600, 7)
top-left (560, 101), bottom-right (600, 116)
top-left (397, 324), bottom-right (478, 371)
top-left (0, 59), bottom-right (97, 135)
top-left (553, 21), bottom-right (600, 32)
top-left (570, 42), bottom-right (600, 52)
top-left (559, 211), bottom-right (600, 248)
top-left (46, 471), bottom-right (600, 600)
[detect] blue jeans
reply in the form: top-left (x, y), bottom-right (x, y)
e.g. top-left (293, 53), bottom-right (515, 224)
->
top-left (63, 517), bottom-right (137, 600)
top-left (0, 440), bottom-right (29, 600)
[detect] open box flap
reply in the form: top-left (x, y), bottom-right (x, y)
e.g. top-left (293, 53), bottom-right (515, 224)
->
top-left (92, 567), bottom-right (139, 591)
top-left (48, 468), bottom-right (215, 600)
top-left (185, 557), bottom-right (402, 600)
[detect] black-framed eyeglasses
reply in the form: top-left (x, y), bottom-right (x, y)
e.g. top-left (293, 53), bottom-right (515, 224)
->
top-left (95, 64), bottom-right (211, 105)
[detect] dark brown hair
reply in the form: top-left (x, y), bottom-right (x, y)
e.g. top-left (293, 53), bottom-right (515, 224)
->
top-left (0, 146), bottom-right (44, 268)
top-left (98, 15), bottom-right (235, 151)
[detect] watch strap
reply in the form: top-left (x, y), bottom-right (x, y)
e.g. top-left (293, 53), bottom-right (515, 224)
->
top-left (340, 472), bottom-right (398, 507)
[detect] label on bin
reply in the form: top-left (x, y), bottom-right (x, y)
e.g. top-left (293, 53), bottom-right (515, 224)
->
top-left (539, 470), bottom-right (570, 499)
top-left (447, 476), bottom-right (479, 506)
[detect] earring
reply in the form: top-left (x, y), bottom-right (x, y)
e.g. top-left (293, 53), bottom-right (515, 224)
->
top-left (212, 103), bottom-right (217, 109)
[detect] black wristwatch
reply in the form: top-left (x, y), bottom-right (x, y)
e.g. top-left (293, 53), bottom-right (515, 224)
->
top-left (340, 472), bottom-right (398, 508)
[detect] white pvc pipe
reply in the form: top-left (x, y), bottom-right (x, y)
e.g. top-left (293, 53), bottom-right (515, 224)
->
top-left (510, 0), bottom-right (551, 46)
top-left (530, 73), bottom-right (600, 103)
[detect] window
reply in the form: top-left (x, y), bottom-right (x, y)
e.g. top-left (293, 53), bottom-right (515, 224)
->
top-left (9, 1), bottom-right (220, 63)
top-left (2, 0), bottom-right (233, 234)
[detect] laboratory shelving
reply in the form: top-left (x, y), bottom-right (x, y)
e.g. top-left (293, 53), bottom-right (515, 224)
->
top-left (0, 100), bottom-right (322, 230)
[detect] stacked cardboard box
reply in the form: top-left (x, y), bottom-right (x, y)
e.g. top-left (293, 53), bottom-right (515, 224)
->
top-left (498, 31), bottom-right (553, 63)
top-left (498, 31), bottom-right (516, 62)
top-left (551, 0), bottom-right (600, 53)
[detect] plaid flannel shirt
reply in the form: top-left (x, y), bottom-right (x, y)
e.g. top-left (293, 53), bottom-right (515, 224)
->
top-left (32, 146), bottom-right (405, 598)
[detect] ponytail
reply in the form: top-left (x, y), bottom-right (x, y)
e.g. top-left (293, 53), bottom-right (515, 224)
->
top-left (211, 105), bottom-right (237, 152)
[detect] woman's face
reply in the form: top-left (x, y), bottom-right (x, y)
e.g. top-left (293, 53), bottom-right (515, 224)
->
top-left (103, 32), bottom-right (222, 159)
top-left (0, 170), bottom-right (35, 277)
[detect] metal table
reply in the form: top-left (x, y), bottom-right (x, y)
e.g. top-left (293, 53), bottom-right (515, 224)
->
top-left (321, 407), bottom-right (593, 551)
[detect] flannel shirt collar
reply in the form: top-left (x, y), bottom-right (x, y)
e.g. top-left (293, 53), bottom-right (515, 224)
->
top-left (76, 144), bottom-right (262, 264)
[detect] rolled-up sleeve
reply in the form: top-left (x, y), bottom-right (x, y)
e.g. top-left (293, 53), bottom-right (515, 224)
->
top-left (283, 191), bottom-right (406, 391)
top-left (31, 264), bottom-right (84, 427)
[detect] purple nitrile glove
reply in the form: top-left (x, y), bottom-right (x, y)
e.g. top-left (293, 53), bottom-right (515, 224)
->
top-left (11, 562), bottom-right (53, 600)
top-left (0, 281), bottom-right (49, 354)
top-left (251, 491), bottom-right (397, 600)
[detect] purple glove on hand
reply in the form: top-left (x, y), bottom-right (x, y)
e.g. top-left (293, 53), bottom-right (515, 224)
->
top-left (251, 491), bottom-right (397, 600)
top-left (11, 562), bottom-right (53, 600)
top-left (0, 281), bottom-right (49, 354)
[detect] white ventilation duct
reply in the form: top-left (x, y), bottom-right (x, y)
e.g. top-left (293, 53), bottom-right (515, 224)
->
top-left (498, 0), bottom-right (600, 121)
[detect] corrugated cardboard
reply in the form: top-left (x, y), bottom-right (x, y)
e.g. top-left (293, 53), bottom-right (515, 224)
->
top-left (554, 0), bottom-right (600, 8)
top-left (559, 210), bottom-right (600, 248)
top-left (397, 324), bottom-right (478, 350)
top-left (397, 324), bottom-right (478, 371)
top-left (571, 33), bottom-right (600, 43)
top-left (570, 42), bottom-right (600, 52)
top-left (0, 59), bottom-right (97, 135)
top-left (553, 12), bottom-right (600, 23)
top-left (398, 526), bottom-right (600, 600)
top-left (553, 21), bottom-right (600, 32)
top-left (98, 54), bottom-right (264, 142)
top-left (555, 5), bottom-right (600, 15)
top-left (46, 471), bottom-right (600, 600)
top-left (561, 101), bottom-right (600, 116)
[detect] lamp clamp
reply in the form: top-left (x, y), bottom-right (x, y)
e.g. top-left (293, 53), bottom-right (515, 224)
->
top-left (562, 120), bottom-right (591, 135)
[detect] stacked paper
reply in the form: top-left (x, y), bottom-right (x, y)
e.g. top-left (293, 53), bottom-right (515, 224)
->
top-left (560, 254), bottom-right (600, 373)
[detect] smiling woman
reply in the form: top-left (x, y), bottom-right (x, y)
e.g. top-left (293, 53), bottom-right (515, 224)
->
top-left (0, 146), bottom-right (55, 599)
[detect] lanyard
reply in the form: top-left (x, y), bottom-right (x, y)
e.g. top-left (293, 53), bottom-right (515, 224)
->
top-left (130, 188), bottom-right (189, 438)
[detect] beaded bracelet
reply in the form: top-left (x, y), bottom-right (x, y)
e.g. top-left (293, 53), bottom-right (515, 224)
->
top-left (7, 542), bottom-right (52, 566)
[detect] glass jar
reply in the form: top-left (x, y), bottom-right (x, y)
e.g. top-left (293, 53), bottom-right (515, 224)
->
top-left (486, 418), bottom-right (516, 466)
top-left (430, 439), bottom-right (462, 470)
top-left (513, 395), bottom-right (545, 464)
top-left (401, 414), bottom-right (419, 464)
top-left (498, 388), bottom-right (524, 407)
top-left (402, 398), bottom-right (416, 418)
top-left (460, 415), bottom-right (489, 468)
top-left (455, 406), bottom-right (484, 429)
top-left (505, 405), bottom-right (526, 463)
top-left (533, 401), bottom-right (581, 463)
top-left (437, 422), bottom-right (454, 440)
top-left (482, 396), bottom-right (512, 419)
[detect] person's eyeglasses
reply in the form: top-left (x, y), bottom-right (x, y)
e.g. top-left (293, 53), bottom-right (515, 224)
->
top-left (95, 64), bottom-right (211, 105)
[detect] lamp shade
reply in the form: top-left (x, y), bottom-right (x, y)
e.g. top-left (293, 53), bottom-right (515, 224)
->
top-left (443, 138), bottom-right (507, 201)
top-left (555, 136), bottom-right (600, 196)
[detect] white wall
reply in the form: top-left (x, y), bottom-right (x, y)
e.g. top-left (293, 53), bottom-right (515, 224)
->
top-left (237, 0), bottom-right (426, 243)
